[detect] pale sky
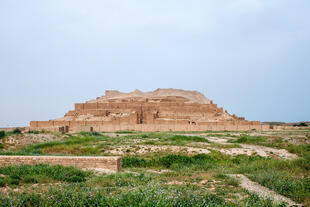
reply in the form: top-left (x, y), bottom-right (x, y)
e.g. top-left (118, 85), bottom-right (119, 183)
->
top-left (0, 0), bottom-right (309, 127)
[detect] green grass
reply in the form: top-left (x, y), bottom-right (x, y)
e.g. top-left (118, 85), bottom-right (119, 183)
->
top-left (0, 164), bottom-right (91, 186)
top-left (0, 182), bottom-right (282, 207)
top-left (19, 135), bottom-right (109, 155)
top-left (237, 157), bottom-right (310, 203)
top-left (115, 130), bottom-right (135, 134)
top-left (287, 144), bottom-right (310, 160)
top-left (228, 135), bottom-right (266, 144)
top-left (123, 154), bottom-right (216, 169)
top-left (79, 131), bottom-right (103, 136)
top-left (166, 135), bottom-right (209, 143)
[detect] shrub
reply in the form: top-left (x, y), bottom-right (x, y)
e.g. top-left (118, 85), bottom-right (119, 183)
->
top-left (0, 144), bottom-right (3, 149)
top-left (9, 178), bottom-right (20, 185)
top-left (141, 134), bottom-right (149, 138)
top-left (66, 175), bottom-right (86, 183)
top-left (13, 128), bottom-right (21, 134)
top-left (27, 130), bottom-right (40, 134)
top-left (123, 157), bottom-right (147, 168)
top-left (23, 175), bottom-right (38, 183)
top-left (0, 131), bottom-right (5, 139)
top-left (0, 177), bottom-right (5, 187)
top-left (298, 122), bottom-right (308, 127)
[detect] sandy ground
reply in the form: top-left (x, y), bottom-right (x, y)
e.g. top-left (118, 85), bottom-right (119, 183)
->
top-left (214, 144), bottom-right (297, 160)
top-left (1, 133), bottom-right (65, 149)
top-left (207, 136), bottom-right (298, 159)
top-left (106, 145), bottom-right (210, 155)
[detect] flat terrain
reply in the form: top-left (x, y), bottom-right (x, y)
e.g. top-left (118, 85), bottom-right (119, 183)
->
top-left (0, 129), bottom-right (309, 206)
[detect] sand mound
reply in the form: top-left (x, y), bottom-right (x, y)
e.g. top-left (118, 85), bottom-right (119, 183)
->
top-left (88, 88), bottom-right (211, 104)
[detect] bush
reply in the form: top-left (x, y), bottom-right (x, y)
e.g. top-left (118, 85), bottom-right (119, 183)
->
top-left (13, 128), bottom-right (21, 134)
top-left (9, 178), bottom-right (20, 185)
top-left (141, 134), bottom-right (149, 138)
top-left (298, 122), bottom-right (308, 127)
top-left (123, 157), bottom-right (147, 168)
top-left (0, 144), bottom-right (3, 149)
top-left (27, 130), bottom-right (40, 134)
top-left (0, 131), bottom-right (5, 139)
top-left (23, 175), bottom-right (38, 183)
top-left (66, 175), bottom-right (86, 183)
top-left (0, 177), bottom-right (5, 187)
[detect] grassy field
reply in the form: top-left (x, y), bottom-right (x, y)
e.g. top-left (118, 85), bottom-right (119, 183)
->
top-left (0, 129), bottom-right (309, 206)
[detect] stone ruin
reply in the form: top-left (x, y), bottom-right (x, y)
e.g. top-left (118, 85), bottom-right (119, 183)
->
top-left (30, 88), bottom-right (268, 132)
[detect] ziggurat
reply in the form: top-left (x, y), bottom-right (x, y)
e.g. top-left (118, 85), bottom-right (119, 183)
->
top-left (30, 89), bottom-right (268, 132)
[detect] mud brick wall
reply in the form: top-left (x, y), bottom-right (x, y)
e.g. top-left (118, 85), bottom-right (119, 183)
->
top-left (31, 123), bottom-right (269, 132)
top-left (0, 156), bottom-right (122, 172)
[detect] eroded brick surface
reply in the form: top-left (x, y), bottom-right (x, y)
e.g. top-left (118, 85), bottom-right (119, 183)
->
top-left (0, 156), bottom-right (122, 172)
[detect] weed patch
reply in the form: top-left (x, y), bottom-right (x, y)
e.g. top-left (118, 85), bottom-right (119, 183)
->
top-left (167, 135), bottom-right (209, 143)
top-left (115, 131), bottom-right (135, 134)
top-left (229, 135), bottom-right (266, 144)
top-left (20, 135), bottom-right (108, 154)
top-left (0, 183), bottom-right (281, 207)
top-left (238, 158), bottom-right (310, 203)
top-left (0, 164), bottom-right (91, 186)
top-left (123, 154), bottom-right (216, 170)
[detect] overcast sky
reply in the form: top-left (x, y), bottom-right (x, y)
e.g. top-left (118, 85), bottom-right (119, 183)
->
top-left (0, 0), bottom-right (309, 127)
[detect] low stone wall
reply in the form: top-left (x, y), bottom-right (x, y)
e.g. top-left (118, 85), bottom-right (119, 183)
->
top-left (0, 156), bottom-right (122, 172)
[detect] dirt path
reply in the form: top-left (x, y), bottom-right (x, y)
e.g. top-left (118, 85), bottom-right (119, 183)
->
top-left (228, 174), bottom-right (300, 206)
